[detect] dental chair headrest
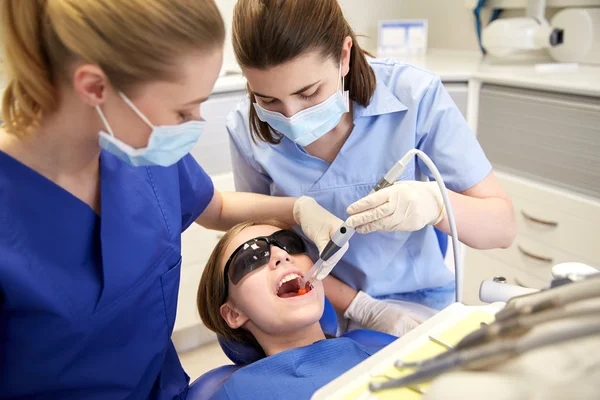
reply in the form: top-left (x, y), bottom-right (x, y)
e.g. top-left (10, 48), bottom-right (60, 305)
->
top-left (218, 296), bottom-right (339, 365)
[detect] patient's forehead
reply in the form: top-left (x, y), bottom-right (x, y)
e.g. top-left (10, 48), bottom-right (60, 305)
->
top-left (223, 225), bottom-right (281, 263)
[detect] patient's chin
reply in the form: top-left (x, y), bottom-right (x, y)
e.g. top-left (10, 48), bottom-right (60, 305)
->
top-left (243, 285), bottom-right (325, 336)
top-left (254, 302), bottom-right (324, 336)
top-left (281, 302), bottom-right (324, 330)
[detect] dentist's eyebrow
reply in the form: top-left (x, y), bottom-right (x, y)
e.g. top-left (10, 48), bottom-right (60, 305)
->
top-left (290, 81), bottom-right (320, 95)
top-left (253, 80), bottom-right (321, 98)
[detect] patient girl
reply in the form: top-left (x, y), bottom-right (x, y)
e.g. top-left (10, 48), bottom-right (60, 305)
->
top-left (197, 220), bottom-right (391, 399)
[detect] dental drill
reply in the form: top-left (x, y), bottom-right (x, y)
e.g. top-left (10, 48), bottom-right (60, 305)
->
top-left (300, 149), bottom-right (462, 303)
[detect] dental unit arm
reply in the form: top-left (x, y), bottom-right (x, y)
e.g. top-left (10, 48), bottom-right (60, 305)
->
top-left (301, 149), bottom-right (463, 303)
top-left (481, 0), bottom-right (564, 58)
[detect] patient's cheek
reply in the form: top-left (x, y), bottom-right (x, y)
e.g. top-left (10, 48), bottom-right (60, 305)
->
top-left (296, 256), bottom-right (315, 273)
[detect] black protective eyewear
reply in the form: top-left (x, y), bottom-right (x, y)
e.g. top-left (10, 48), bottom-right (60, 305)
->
top-left (221, 230), bottom-right (307, 303)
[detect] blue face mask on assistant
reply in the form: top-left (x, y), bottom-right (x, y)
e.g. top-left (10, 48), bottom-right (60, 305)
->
top-left (96, 93), bottom-right (205, 167)
top-left (253, 64), bottom-right (350, 147)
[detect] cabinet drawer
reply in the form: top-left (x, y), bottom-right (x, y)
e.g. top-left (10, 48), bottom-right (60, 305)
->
top-left (510, 196), bottom-right (600, 264)
top-left (482, 235), bottom-right (594, 283)
top-left (497, 172), bottom-right (600, 223)
top-left (464, 249), bottom-right (547, 306)
top-left (497, 172), bottom-right (600, 264)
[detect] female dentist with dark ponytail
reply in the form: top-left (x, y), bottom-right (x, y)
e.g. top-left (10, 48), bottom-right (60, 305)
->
top-left (227, 0), bottom-right (517, 336)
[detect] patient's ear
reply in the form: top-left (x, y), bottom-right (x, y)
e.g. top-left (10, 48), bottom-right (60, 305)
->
top-left (220, 302), bottom-right (249, 329)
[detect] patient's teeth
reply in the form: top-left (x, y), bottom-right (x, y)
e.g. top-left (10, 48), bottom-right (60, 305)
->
top-left (278, 273), bottom-right (301, 288)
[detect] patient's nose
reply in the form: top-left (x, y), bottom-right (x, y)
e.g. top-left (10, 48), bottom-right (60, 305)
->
top-left (269, 246), bottom-right (291, 269)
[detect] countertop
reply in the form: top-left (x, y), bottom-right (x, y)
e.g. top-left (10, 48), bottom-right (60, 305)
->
top-left (212, 49), bottom-right (600, 98)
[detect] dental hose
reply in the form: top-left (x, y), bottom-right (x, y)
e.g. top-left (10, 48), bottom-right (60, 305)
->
top-left (408, 149), bottom-right (462, 303)
top-left (300, 149), bottom-right (462, 303)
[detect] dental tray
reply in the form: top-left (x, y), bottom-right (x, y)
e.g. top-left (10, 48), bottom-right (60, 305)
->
top-left (311, 302), bottom-right (503, 400)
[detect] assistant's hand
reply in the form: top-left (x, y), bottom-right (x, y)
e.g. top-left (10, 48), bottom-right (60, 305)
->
top-left (344, 291), bottom-right (426, 337)
top-left (293, 196), bottom-right (349, 273)
top-left (346, 181), bottom-right (445, 234)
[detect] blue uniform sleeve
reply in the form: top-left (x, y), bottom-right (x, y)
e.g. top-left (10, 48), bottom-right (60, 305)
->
top-left (209, 386), bottom-right (231, 400)
top-left (177, 154), bottom-right (214, 232)
top-left (226, 102), bottom-right (272, 195)
top-left (415, 77), bottom-right (492, 192)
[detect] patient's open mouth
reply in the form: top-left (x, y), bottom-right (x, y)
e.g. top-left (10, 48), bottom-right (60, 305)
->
top-left (277, 273), bottom-right (312, 298)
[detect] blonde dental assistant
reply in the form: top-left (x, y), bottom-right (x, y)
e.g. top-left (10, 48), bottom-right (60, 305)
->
top-left (0, 1), bottom-right (342, 399)
top-left (227, 0), bottom-right (517, 336)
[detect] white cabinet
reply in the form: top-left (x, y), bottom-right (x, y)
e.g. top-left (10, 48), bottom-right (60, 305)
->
top-left (463, 84), bottom-right (600, 305)
top-left (463, 171), bottom-right (600, 305)
top-left (189, 91), bottom-right (246, 175)
top-left (444, 82), bottom-right (468, 119)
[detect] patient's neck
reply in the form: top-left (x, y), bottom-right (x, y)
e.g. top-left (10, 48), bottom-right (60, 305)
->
top-left (255, 322), bottom-right (326, 357)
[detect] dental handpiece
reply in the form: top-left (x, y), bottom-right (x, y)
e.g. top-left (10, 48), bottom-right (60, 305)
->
top-left (301, 160), bottom-right (410, 287)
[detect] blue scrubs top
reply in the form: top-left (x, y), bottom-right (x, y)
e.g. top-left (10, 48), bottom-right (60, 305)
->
top-left (227, 58), bottom-right (492, 310)
top-left (0, 151), bottom-right (214, 399)
top-left (209, 337), bottom-right (383, 400)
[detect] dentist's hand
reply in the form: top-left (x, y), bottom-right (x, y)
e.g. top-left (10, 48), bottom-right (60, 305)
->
top-left (344, 291), bottom-right (426, 337)
top-left (294, 196), bottom-right (349, 274)
top-left (346, 181), bottom-right (445, 234)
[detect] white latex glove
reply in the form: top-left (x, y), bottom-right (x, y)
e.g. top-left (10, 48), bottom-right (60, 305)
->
top-left (343, 291), bottom-right (426, 337)
top-left (346, 181), bottom-right (445, 234)
top-left (294, 196), bottom-right (349, 275)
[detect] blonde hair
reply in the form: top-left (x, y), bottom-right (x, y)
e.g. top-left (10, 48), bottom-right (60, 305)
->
top-left (1, 0), bottom-right (225, 135)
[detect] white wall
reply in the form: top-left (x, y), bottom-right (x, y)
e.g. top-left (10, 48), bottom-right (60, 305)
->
top-left (338, 0), bottom-right (404, 53)
top-left (397, 0), bottom-right (485, 52)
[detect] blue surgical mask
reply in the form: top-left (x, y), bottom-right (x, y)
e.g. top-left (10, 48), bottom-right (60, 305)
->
top-left (253, 64), bottom-right (349, 147)
top-left (96, 93), bottom-right (205, 167)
